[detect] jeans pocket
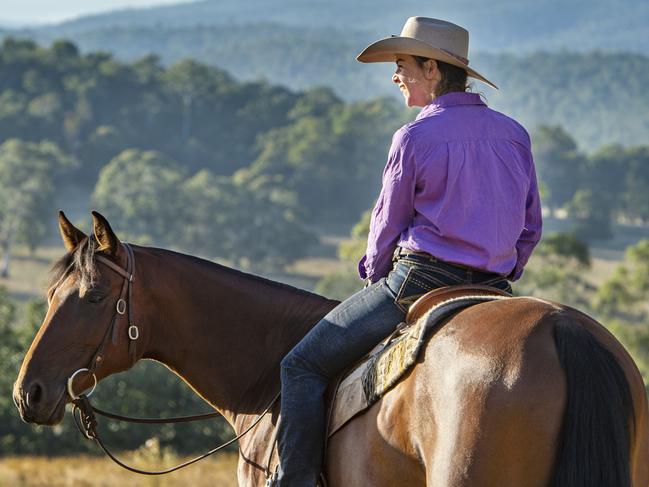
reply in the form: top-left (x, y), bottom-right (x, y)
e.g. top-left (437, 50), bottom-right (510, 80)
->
top-left (394, 266), bottom-right (447, 312)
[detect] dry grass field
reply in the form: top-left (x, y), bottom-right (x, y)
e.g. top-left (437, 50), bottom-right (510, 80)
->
top-left (0, 452), bottom-right (239, 487)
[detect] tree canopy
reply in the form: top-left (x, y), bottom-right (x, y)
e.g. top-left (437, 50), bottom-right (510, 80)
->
top-left (0, 138), bottom-right (76, 276)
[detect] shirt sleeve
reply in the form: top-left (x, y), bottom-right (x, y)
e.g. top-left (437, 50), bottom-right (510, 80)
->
top-left (510, 158), bottom-right (542, 281)
top-left (358, 128), bottom-right (417, 282)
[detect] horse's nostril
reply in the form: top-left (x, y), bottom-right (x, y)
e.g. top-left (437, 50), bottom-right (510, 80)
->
top-left (27, 381), bottom-right (44, 406)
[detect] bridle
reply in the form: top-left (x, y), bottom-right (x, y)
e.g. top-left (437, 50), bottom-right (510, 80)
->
top-left (66, 242), bottom-right (138, 401)
top-left (63, 242), bottom-right (280, 475)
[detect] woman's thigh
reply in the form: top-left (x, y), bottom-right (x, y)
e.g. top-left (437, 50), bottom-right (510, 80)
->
top-left (285, 279), bottom-right (405, 380)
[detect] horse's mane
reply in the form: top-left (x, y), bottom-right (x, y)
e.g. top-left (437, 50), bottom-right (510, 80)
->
top-left (48, 236), bottom-right (100, 292)
top-left (48, 238), bottom-right (336, 306)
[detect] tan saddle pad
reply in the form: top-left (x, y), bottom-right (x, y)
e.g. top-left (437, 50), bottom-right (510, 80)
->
top-left (327, 285), bottom-right (511, 437)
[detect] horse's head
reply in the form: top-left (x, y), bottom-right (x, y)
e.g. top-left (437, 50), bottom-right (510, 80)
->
top-left (13, 211), bottom-right (138, 425)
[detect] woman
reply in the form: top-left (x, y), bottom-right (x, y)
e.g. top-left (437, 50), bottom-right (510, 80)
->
top-left (276, 17), bottom-right (542, 486)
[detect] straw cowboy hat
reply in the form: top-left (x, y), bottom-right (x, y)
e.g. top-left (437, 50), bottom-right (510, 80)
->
top-left (357, 17), bottom-right (497, 89)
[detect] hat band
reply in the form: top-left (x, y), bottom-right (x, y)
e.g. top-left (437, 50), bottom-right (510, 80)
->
top-left (440, 49), bottom-right (469, 66)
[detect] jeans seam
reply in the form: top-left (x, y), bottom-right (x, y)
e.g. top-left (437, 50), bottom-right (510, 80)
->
top-left (413, 265), bottom-right (465, 282)
top-left (393, 267), bottom-right (414, 313)
top-left (408, 275), bottom-right (435, 289)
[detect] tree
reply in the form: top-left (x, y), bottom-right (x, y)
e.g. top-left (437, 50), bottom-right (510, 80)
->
top-left (181, 169), bottom-right (316, 271)
top-left (623, 146), bottom-right (649, 223)
top-left (0, 139), bottom-right (76, 276)
top-left (516, 232), bottom-right (594, 307)
top-left (287, 86), bottom-right (342, 120)
top-left (594, 240), bottom-right (649, 320)
top-left (92, 149), bottom-right (185, 245)
top-left (179, 169), bottom-right (241, 258)
top-left (239, 96), bottom-right (403, 225)
top-left (337, 210), bottom-right (371, 263)
top-left (584, 144), bottom-right (627, 220)
top-left (48, 39), bottom-right (80, 67)
top-left (566, 189), bottom-right (613, 240)
top-left (533, 125), bottom-right (586, 215)
top-left (163, 59), bottom-right (232, 143)
top-left (315, 210), bottom-right (371, 300)
top-left (534, 233), bottom-right (591, 266)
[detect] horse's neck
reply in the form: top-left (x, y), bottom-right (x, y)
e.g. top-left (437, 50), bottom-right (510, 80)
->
top-left (135, 247), bottom-right (336, 426)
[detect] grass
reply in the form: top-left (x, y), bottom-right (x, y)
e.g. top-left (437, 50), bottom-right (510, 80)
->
top-left (0, 452), bottom-right (239, 487)
top-left (0, 245), bottom-right (62, 302)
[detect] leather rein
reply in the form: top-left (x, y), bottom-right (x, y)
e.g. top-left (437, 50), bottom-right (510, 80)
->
top-left (65, 242), bottom-right (280, 475)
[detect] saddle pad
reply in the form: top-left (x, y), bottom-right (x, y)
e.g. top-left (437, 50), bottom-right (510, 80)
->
top-left (327, 294), bottom-right (510, 437)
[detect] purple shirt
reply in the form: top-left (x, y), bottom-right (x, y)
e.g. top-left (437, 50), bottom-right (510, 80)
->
top-left (359, 92), bottom-right (542, 282)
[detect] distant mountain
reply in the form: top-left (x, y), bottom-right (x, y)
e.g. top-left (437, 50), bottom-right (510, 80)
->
top-left (9, 0), bottom-right (649, 53)
top-left (1, 1), bottom-right (647, 149)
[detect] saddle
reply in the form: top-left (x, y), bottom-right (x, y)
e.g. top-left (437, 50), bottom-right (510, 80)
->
top-left (325, 284), bottom-right (511, 437)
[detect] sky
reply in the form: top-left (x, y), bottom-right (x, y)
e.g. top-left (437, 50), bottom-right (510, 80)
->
top-left (1, 0), bottom-right (195, 26)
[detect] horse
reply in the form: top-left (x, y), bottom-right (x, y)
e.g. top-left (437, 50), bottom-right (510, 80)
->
top-left (13, 211), bottom-right (649, 486)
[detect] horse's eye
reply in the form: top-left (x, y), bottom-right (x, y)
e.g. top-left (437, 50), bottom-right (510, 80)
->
top-left (87, 292), bottom-right (105, 304)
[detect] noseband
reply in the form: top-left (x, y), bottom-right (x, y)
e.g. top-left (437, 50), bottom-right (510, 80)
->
top-left (67, 243), bottom-right (139, 400)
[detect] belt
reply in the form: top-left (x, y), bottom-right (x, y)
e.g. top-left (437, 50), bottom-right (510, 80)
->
top-left (393, 247), bottom-right (503, 276)
top-left (393, 247), bottom-right (433, 261)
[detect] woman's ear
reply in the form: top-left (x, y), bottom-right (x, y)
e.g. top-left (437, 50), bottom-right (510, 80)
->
top-left (424, 59), bottom-right (438, 80)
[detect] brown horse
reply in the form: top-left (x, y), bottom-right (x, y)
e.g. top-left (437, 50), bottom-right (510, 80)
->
top-left (13, 211), bottom-right (649, 486)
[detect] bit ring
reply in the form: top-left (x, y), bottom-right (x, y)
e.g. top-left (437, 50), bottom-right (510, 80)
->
top-left (67, 368), bottom-right (97, 400)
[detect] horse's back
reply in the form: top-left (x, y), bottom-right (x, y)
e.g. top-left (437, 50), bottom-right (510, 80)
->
top-left (326, 297), bottom-right (649, 487)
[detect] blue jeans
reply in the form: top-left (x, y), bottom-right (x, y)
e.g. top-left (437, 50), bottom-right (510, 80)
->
top-left (276, 252), bottom-right (511, 486)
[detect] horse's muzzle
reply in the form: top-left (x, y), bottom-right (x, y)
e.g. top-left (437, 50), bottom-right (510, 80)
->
top-left (13, 378), bottom-right (66, 425)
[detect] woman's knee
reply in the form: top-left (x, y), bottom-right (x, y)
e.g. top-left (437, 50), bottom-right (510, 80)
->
top-left (281, 347), bottom-right (314, 377)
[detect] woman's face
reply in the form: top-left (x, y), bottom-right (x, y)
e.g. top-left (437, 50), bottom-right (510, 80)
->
top-left (392, 55), bottom-right (438, 107)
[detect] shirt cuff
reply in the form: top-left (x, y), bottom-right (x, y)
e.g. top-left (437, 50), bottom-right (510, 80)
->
top-left (358, 255), bottom-right (368, 280)
top-left (509, 264), bottom-right (523, 281)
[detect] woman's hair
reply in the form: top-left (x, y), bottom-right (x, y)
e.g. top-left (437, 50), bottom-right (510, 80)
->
top-left (413, 55), bottom-right (469, 97)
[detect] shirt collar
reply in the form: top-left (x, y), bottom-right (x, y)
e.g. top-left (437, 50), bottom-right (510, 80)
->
top-left (416, 92), bottom-right (486, 120)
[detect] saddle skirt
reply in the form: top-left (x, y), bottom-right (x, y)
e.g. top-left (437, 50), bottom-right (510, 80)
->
top-left (327, 285), bottom-right (511, 437)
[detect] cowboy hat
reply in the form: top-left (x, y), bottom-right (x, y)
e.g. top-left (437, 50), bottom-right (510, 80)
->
top-left (357, 17), bottom-right (497, 90)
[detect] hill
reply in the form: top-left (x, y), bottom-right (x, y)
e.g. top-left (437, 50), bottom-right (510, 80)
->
top-left (11, 0), bottom-right (649, 54)
top-left (2, 0), bottom-right (648, 150)
top-left (3, 26), bottom-right (647, 150)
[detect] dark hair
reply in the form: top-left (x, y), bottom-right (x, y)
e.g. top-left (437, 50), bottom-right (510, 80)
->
top-left (49, 236), bottom-right (99, 292)
top-left (413, 56), bottom-right (469, 97)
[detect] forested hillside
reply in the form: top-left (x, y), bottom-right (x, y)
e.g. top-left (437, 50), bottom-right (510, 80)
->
top-left (4, 23), bottom-right (648, 149)
top-left (0, 38), bottom-right (408, 276)
top-left (1, 38), bottom-right (648, 270)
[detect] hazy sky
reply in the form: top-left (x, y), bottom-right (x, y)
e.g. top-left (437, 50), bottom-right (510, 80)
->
top-left (1, 0), bottom-right (196, 25)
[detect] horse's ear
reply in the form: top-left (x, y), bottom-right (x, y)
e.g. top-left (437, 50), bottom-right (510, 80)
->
top-left (58, 210), bottom-right (87, 252)
top-left (91, 211), bottom-right (121, 256)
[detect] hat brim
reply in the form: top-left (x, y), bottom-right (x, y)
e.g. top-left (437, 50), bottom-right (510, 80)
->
top-left (357, 36), bottom-right (498, 90)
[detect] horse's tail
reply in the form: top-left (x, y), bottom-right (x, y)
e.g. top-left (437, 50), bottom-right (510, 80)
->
top-left (551, 317), bottom-right (634, 487)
